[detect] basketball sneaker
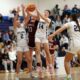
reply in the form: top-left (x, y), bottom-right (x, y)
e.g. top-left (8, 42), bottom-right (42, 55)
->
top-left (37, 66), bottom-right (43, 78)
top-left (49, 65), bottom-right (53, 75)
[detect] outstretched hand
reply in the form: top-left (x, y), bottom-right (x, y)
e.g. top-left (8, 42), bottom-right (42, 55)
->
top-left (17, 6), bottom-right (20, 12)
top-left (21, 4), bottom-right (25, 9)
top-left (48, 34), bottom-right (53, 41)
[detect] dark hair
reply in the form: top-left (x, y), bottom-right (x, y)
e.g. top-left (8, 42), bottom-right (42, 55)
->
top-left (71, 14), bottom-right (80, 31)
top-left (45, 10), bottom-right (51, 15)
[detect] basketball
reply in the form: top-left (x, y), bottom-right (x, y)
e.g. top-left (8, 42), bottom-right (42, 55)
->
top-left (26, 3), bottom-right (36, 12)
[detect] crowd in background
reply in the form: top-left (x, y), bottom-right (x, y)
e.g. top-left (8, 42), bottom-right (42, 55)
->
top-left (0, 4), bottom-right (80, 73)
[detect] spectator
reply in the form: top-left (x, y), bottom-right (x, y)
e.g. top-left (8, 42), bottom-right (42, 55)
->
top-left (0, 30), bottom-right (3, 43)
top-left (8, 30), bottom-right (15, 41)
top-left (53, 4), bottom-right (60, 18)
top-left (2, 47), bottom-right (14, 72)
top-left (55, 15), bottom-right (62, 27)
top-left (60, 34), bottom-right (69, 49)
top-left (72, 4), bottom-right (79, 14)
top-left (0, 51), bottom-right (3, 70)
top-left (3, 32), bottom-right (10, 43)
top-left (62, 5), bottom-right (71, 20)
top-left (11, 8), bottom-right (17, 16)
top-left (0, 13), bottom-right (3, 23)
top-left (62, 14), bottom-right (69, 24)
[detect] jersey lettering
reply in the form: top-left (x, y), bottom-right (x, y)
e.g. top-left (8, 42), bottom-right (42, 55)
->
top-left (28, 27), bottom-right (32, 32)
top-left (21, 33), bottom-right (24, 39)
top-left (38, 22), bottom-right (45, 29)
top-left (74, 25), bottom-right (79, 31)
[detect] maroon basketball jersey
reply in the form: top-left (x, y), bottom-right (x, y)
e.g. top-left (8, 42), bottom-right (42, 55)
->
top-left (27, 16), bottom-right (39, 38)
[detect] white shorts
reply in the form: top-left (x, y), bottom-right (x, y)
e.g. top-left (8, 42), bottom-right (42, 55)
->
top-left (67, 38), bottom-right (80, 54)
top-left (35, 37), bottom-right (48, 43)
top-left (16, 46), bottom-right (29, 52)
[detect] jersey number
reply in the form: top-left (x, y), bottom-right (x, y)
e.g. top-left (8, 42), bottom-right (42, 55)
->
top-left (21, 34), bottom-right (24, 39)
top-left (74, 25), bottom-right (79, 31)
top-left (39, 23), bottom-right (44, 29)
top-left (29, 27), bottom-right (32, 32)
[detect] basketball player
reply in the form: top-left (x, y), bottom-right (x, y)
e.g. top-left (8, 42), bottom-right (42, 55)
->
top-left (35, 9), bottom-right (53, 77)
top-left (48, 14), bottom-right (80, 80)
top-left (22, 4), bottom-right (40, 77)
top-left (13, 7), bottom-right (32, 79)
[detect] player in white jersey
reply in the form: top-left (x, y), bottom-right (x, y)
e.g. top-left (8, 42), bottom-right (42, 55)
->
top-left (13, 6), bottom-right (32, 80)
top-left (48, 14), bottom-right (80, 80)
top-left (35, 9), bottom-right (53, 77)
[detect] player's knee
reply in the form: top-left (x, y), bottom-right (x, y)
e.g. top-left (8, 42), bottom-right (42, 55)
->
top-left (36, 48), bottom-right (40, 54)
top-left (17, 59), bottom-right (22, 65)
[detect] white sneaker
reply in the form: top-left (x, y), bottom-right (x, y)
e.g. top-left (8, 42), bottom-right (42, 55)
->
top-left (29, 72), bottom-right (34, 78)
top-left (20, 69), bottom-right (23, 72)
top-left (49, 66), bottom-right (53, 75)
top-left (15, 77), bottom-right (19, 80)
top-left (5, 70), bottom-right (9, 73)
top-left (65, 75), bottom-right (72, 80)
top-left (37, 66), bottom-right (43, 78)
top-left (11, 70), bottom-right (15, 73)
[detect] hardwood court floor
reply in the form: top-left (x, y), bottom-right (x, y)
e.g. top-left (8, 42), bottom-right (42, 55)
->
top-left (0, 67), bottom-right (80, 80)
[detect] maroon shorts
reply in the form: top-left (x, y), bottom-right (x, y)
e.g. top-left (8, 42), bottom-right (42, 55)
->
top-left (28, 37), bottom-right (35, 48)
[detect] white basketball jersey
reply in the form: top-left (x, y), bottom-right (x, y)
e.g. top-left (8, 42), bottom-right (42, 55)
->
top-left (35, 18), bottom-right (51, 38)
top-left (65, 21), bottom-right (80, 54)
top-left (66, 21), bottom-right (80, 40)
top-left (15, 24), bottom-right (28, 46)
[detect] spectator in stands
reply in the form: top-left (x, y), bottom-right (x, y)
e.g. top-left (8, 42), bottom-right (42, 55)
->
top-left (8, 30), bottom-right (15, 41)
top-left (58, 34), bottom-right (69, 57)
top-left (3, 31), bottom-right (10, 43)
top-left (0, 30), bottom-right (3, 43)
top-left (62, 14), bottom-right (69, 24)
top-left (60, 34), bottom-right (69, 49)
top-left (55, 15), bottom-right (62, 27)
top-left (53, 4), bottom-right (60, 18)
top-left (0, 13), bottom-right (3, 23)
top-left (63, 5), bottom-right (68, 11)
top-left (0, 51), bottom-right (3, 70)
top-left (62, 5), bottom-right (71, 20)
top-left (8, 45), bottom-right (16, 72)
top-left (11, 8), bottom-right (17, 16)
top-left (2, 47), bottom-right (14, 72)
top-left (72, 4), bottom-right (79, 14)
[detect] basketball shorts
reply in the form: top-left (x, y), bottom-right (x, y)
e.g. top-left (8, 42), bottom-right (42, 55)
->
top-left (28, 37), bottom-right (35, 48)
top-left (66, 38), bottom-right (80, 55)
top-left (16, 45), bottom-right (29, 52)
top-left (35, 37), bottom-right (48, 44)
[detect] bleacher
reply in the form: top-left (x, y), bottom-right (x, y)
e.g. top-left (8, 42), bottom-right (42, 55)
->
top-left (0, 16), bottom-right (23, 31)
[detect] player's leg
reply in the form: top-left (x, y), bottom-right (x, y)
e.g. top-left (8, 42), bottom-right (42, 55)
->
top-left (64, 52), bottom-right (73, 80)
top-left (43, 43), bottom-right (53, 74)
top-left (28, 37), bottom-right (35, 72)
top-left (35, 38), bottom-right (42, 77)
top-left (35, 38), bottom-right (42, 66)
top-left (77, 50), bottom-right (80, 66)
top-left (24, 51), bottom-right (32, 73)
top-left (16, 51), bottom-right (23, 76)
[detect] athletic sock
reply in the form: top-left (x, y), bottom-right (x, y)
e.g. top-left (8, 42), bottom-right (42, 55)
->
top-left (67, 74), bottom-right (71, 78)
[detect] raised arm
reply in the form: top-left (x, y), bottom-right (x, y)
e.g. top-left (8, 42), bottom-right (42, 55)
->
top-left (24, 9), bottom-right (32, 26)
top-left (21, 4), bottom-right (26, 18)
top-left (13, 7), bottom-right (20, 29)
top-left (36, 9), bottom-right (50, 24)
top-left (48, 24), bottom-right (68, 41)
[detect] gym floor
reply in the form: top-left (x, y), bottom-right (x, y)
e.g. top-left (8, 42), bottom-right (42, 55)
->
top-left (0, 67), bottom-right (80, 80)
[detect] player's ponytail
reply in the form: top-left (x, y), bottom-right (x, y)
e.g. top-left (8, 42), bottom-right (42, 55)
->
top-left (71, 14), bottom-right (80, 31)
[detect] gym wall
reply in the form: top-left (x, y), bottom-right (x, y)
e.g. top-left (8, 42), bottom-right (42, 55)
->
top-left (0, 0), bottom-right (80, 15)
